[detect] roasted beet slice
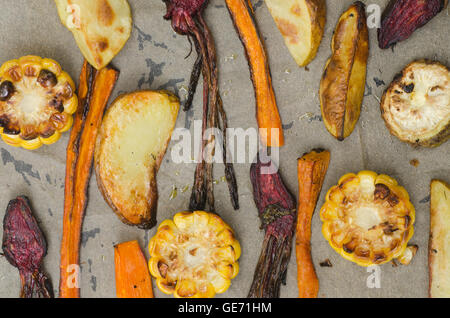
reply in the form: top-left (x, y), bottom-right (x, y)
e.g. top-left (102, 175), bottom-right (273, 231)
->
top-left (2, 196), bottom-right (53, 298)
top-left (378, 0), bottom-right (447, 49)
top-left (248, 155), bottom-right (296, 298)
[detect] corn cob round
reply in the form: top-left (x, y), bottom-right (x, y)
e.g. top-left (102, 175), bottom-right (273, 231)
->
top-left (320, 171), bottom-right (415, 266)
top-left (0, 55), bottom-right (77, 150)
top-left (148, 211), bottom-right (241, 298)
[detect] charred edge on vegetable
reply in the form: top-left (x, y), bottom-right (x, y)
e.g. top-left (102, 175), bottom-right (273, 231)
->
top-left (72, 63), bottom-right (97, 156)
top-left (248, 156), bottom-right (296, 298)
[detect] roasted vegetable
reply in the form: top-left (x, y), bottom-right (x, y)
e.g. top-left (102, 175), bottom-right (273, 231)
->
top-left (55, 0), bottom-right (132, 70)
top-left (264, 0), bottom-right (326, 67)
top-left (429, 180), bottom-right (450, 298)
top-left (320, 171), bottom-right (415, 266)
top-left (115, 240), bottom-right (154, 298)
top-left (381, 60), bottom-right (450, 148)
top-left (2, 196), bottom-right (53, 298)
top-left (95, 91), bottom-right (179, 229)
top-left (248, 155), bottom-right (296, 298)
top-left (225, 0), bottom-right (284, 147)
top-left (296, 149), bottom-right (330, 298)
top-left (319, 1), bottom-right (369, 141)
top-left (164, 0), bottom-right (239, 212)
top-left (148, 211), bottom-right (241, 298)
top-left (0, 56), bottom-right (77, 150)
top-left (378, 0), bottom-right (448, 49)
top-left (60, 61), bottom-right (119, 298)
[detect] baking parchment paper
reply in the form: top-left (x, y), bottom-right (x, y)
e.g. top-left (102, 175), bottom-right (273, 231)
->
top-left (0, 0), bottom-right (448, 298)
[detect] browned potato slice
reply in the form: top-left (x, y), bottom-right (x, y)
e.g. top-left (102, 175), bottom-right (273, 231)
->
top-left (319, 1), bottom-right (369, 140)
top-left (95, 91), bottom-right (179, 229)
top-left (429, 180), bottom-right (450, 298)
top-left (264, 0), bottom-right (326, 67)
top-left (54, 0), bottom-right (132, 69)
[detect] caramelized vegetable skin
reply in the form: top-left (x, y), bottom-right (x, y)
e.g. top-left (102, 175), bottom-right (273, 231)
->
top-left (225, 0), bottom-right (284, 147)
top-left (2, 196), bottom-right (53, 298)
top-left (378, 0), bottom-right (447, 49)
top-left (95, 91), bottom-right (180, 229)
top-left (319, 1), bottom-right (369, 140)
top-left (115, 240), bottom-right (154, 298)
top-left (296, 149), bottom-right (330, 298)
top-left (248, 155), bottom-right (296, 298)
top-left (59, 61), bottom-right (119, 298)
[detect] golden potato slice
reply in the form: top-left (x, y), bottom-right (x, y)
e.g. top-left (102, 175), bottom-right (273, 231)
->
top-left (429, 180), bottom-right (450, 298)
top-left (55, 0), bottom-right (132, 69)
top-left (319, 1), bottom-right (369, 140)
top-left (95, 91), bottom-right (179, 229)
top-left (265, 0), bottom-right (326, 67)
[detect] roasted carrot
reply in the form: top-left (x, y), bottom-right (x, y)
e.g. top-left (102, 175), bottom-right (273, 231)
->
top-left (59, 61), bottom-right (119, 298)
top-left (296, 149), bottom-right (330, 298)
top-left (225, 0), bottom-right (284, 147)
top-left (114, 241), bottom-right (154, 298)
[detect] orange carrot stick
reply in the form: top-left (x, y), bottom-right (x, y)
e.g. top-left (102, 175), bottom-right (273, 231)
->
top-left (225, 0), bottom-right (284, 147)
top-left (296, 149), bottom-right (330, 298)
top-left (59, 62), bottom-right (119, 298)
top-left (114, 241), bottom-right (154, 298)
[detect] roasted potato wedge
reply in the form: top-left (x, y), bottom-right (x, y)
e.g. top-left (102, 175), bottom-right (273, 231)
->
top-left (265, 0), bottom-right (326, 67)
top-left (381, 60), bottom-right (450, 148)
top-left (55, 0), bottom-right (132, 70)
top-left (429, 180), bottom-right (450, 298)
top-left (319, 1), bottom-right (369, 140)
top-left (95, 91), bottom-right (179, 229)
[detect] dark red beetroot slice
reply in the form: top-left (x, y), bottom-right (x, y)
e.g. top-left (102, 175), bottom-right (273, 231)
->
top-left (2, 196), bottom-right (53, 298)
top-left (378, 0), bottom-right (447, 49)
top-left (248, 155), bottom-right (296, 298)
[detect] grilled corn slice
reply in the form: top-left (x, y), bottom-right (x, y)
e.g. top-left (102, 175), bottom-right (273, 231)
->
top-left (0, 56), bottom-right (77, 150)
top-left (148, 211), bottom-right (241, 298)
top-left (320, 171), bottom-right (415, 266)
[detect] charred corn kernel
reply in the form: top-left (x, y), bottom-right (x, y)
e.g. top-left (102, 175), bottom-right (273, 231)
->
top-left (40, 130), bottom-right (61, 145)
top-left (156, 278), bottom-right (176, 295)
top-left (148, 211), bottom-right (240, 298)
top-left (397, 245), bottom-right (418, 265)
top-left (230, 262), bottom-right (239, 279)
top-left (320, 171), bottom-right (416, 266)
top-left (0, 55), bottom-right (77, 150)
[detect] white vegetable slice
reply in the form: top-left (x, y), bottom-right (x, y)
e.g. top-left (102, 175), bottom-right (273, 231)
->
top-left (381, 60), bottom-right (450, 147)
